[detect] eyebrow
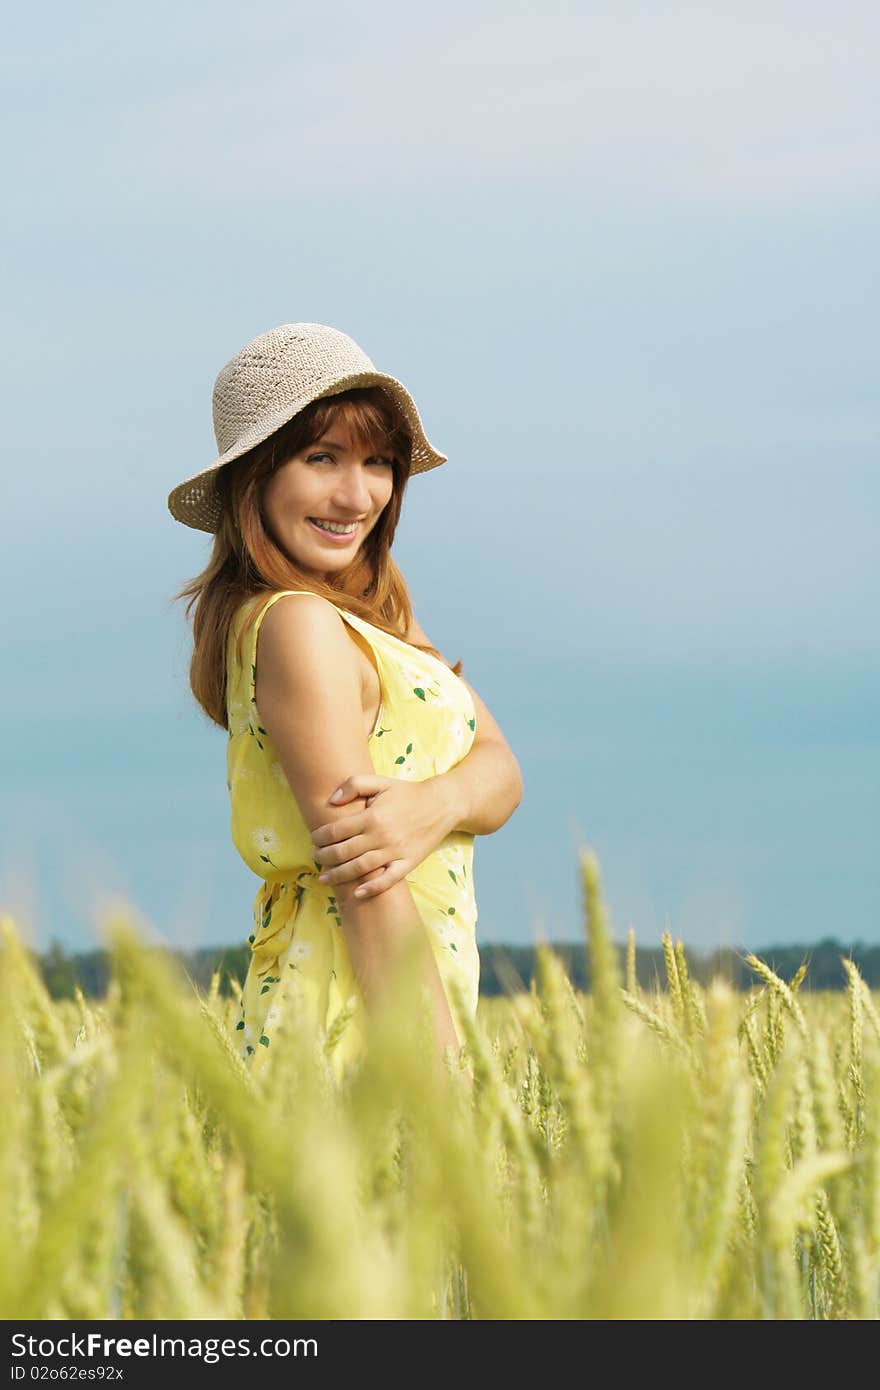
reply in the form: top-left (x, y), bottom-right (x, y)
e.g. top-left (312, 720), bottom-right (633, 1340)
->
top-left (313, 439), bottom-right (365, 453)
top-left (310, 439), bottom-right (394, 462)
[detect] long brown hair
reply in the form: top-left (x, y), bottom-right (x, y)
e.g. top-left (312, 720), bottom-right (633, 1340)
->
top-left (170, 386), bottom-right (462, 730)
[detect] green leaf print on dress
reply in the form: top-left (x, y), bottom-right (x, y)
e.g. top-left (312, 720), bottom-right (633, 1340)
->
top-left (246, 662), bottom-right (268, 745)
top-left (390, 739), bottom-right (417, 776)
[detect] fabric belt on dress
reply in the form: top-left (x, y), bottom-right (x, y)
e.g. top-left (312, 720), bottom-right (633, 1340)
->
top-left (250, 867), bottom-right (322, 979)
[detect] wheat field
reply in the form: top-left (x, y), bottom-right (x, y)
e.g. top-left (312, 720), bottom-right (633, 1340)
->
top-left (1, 849), bottom-right (877, 1320)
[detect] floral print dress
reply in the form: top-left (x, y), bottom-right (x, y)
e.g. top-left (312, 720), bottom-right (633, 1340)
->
top-left (226, 589), bottom-right (479, 1081)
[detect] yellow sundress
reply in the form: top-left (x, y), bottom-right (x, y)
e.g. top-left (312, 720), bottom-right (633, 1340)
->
top-left (225, 589), bottom-right (480, 1079)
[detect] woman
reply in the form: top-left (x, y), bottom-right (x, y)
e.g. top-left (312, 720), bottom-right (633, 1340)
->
top-left (167, 322), bottom-right (523, 1083)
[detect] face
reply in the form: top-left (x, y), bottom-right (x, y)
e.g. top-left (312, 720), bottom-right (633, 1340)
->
top-left (260, 418), bottom-right (396, 579)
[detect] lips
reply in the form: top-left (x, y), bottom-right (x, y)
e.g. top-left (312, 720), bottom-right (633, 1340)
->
top-left (307, 517), bottom-right (360, 542)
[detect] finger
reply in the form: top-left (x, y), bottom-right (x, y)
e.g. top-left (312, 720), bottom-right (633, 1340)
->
top-left (351, 860), bottom-right (409, 899)
top-left (313, 826), bottom-right (374, 866)
top-left (318, 848), bottom-right (389, 887)
top-left (328, 775), bottom-right (386, 805)
top-left (312, 817), bottom-right (363, 852)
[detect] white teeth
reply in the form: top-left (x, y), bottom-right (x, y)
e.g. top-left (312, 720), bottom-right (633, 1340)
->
top-left (310, 518), bottom-right (358, 534)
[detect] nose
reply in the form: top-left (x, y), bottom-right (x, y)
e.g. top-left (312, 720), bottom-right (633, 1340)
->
top-left (330, 464), bottom-right (375, 515)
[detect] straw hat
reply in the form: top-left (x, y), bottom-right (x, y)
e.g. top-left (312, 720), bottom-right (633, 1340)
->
top-left (167, 322), bottom-right (447, 532)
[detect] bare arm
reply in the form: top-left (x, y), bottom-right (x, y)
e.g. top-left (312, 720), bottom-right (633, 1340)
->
top-left (254, 594), bottom-right (461, 1068)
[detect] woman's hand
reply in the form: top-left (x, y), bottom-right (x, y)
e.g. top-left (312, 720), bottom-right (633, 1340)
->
top-left (310, 774), bottom-right (456, 899)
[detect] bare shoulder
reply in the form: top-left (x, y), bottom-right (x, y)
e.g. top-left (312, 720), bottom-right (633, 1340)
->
top-left (258, 591), bottom-right (352, 664)
top-left (255, 592), bottom-right (361, 705)
top-left (404, 610), bottom-right (454, 670)
top-left (404, 610), bottom-right (432, 647)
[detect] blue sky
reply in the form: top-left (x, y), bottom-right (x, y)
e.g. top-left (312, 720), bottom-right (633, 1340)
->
top-left (1, 1), bottom-right (878, 963)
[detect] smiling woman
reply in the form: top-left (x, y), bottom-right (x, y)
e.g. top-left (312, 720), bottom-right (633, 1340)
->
top-left (260, 426), bottom-right (396, 583)
top-left (167, 321), bottom-right (522, 1084)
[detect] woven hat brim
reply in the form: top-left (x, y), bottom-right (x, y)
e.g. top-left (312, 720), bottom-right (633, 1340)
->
top-left (167, 369), bottom-right (447, 534)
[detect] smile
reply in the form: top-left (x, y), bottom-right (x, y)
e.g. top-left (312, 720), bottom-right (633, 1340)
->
top-left (307, 517), bottom-right (360, 541)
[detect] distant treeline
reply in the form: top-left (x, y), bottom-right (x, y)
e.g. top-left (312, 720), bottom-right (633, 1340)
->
top-left (30, 935), bottom-right (880, 1001)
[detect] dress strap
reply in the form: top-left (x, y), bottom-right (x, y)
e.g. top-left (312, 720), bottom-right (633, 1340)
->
top-left (239, 591), bottom-right (387, 740)
top-left (243, 590), bottom-right (326, 702)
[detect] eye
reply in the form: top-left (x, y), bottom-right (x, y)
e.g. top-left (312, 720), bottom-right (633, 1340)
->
top-left (306, 452), bottom-right (393, 466)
